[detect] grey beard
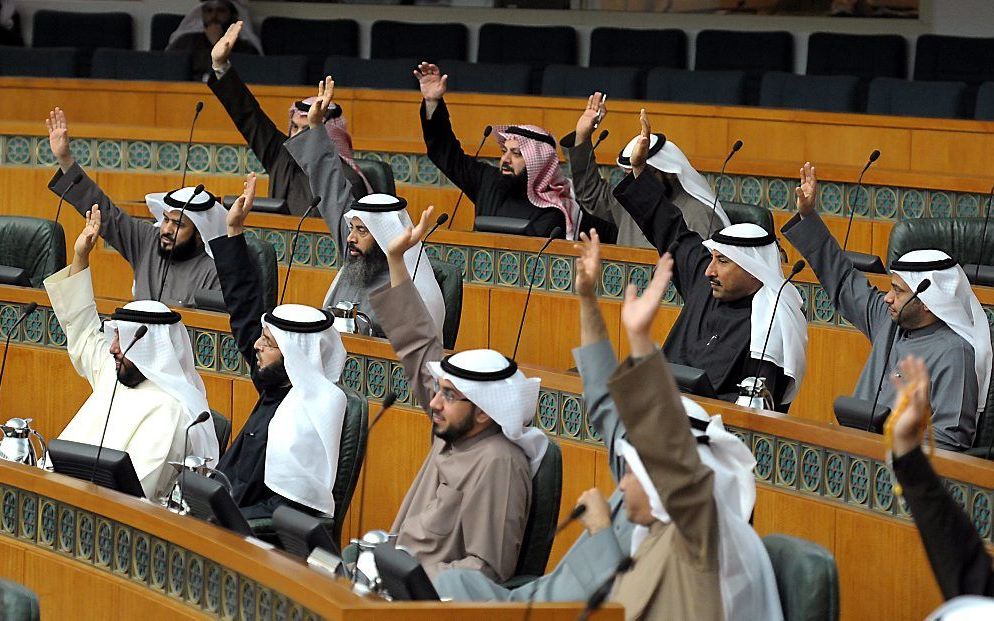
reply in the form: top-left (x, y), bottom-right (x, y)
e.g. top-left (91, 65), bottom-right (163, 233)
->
top-left (340, 244), bottom-right (389, 286)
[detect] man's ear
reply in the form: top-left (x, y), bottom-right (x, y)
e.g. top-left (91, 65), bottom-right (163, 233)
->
top-left (473, 407), bottom-right (491, 426)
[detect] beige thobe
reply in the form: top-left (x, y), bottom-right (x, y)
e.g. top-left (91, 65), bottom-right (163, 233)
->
top-left (371, 280), bottom-right (532, 582)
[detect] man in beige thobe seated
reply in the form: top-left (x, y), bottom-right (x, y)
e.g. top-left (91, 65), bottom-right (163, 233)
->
top-left (367, 206), bottom-right (547, 583)
top-left (594, 250), bottom-right (782, 620)
top-left (44, 205), bottom-right (219, 500)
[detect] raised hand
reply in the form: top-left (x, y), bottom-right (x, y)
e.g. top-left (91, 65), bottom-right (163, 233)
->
top-left (621, 252), bottom-right (674, 357)
top-left (45, 107), bottom-right (73, 170)
top-left (629, 109), bottom-right (651, 176)
top-left (576, 488), bottom-right (612, 535)
top-left (888, 355), bottom-right (932, 457)
top-left (388, 205), bottom-right (434, 259)
top-left (308, 77), bottom-right (335, 129)
top-left (795, 161), bottom-right (817, 218)
top-left (210, 20), bottom-right (243, 70)
top-left (75, 204), bottom-right (101, 257)
top-left (575, 91), bottom-right (606, 145)
top-left (414, 62), bottom-right (448, 102)
top-left (574, 229), bottom-right (602, 299)
top-left (227, 173), bottom-right (256, 236)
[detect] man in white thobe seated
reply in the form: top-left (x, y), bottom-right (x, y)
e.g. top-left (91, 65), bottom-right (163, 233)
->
top-left (44, 204), bottom-right (219, 500)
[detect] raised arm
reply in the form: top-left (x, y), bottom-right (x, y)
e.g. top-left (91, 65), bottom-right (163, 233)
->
top-left (562, 92), bottom-right (620, 224)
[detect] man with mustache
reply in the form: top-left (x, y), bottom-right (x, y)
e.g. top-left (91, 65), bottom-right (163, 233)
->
top-left (46, 108), bottom-right (226, 308)
top-left (166, 0), bottom-right (261, 81)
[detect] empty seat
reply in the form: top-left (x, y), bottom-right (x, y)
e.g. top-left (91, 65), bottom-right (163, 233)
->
top-left (589, 27), bottom-right (687, 69)
top-left (478, 23), bottom-right (577, 68)
top-left (0, 46), bottom-right (78, 77)
top-left (645, 68), bottom-right (746, 106)
top-left (540, 64), bottom-right (641, 100)
top-left (695, 30), bottom-right (793, 104)
top-left (324, 56), bottom-right (418, 91)
top-left (91, 49), bottom-right (191, 82)
top-left (759, 72), bottom-right (860, 113)
top-left (914, 35), bottom-right (994, 88)
top-left (33, 10), bottom-right (132, 76)
top-left (371, 21), bottom-right (468, 62)
top-left (150, 13), bottom-right (184, 51)
top-left (975, 82), bottom-right (994, 120)
top-left (260, 17), bottom-right (359, 83)
top-left (441, 60), bottom-right (531, 95)
top-left (230, 53), bottom-right (308, 86)
top-left (806, 32), bottom-right (907, 80)
top-left (866, 77), bottom-right (968, 119)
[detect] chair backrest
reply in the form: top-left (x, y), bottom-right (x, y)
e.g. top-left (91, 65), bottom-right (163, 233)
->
top-left (230, 53), bottom-right (307, 86)
top-left (245, 236), bottom-right (278, 312)
top-left (209, 409), bottom-right (232, 458)
top-left (33, 10), bottom-right (133, 51)
top-left (150, 13), bottom-right (184, 51)
top-left (867, 77), bottom-right (968, 119)
top-left (723, 201), bottom-right (775, 235)
top-left (0, 47), bottom-right (79, 78)
top-left (440, 60), bottom-right (532, 96)
top-left (914, 35), bottom-right (994, 88)
top-left (354, 159), bottom-right (396, 196)
top-left (645, 68), bottom-right (746, 106)
top-left (324, 56), bottom-right (419, 91)
top-left (695, 30), bottom-right (793, 104)
top-left (807, 32), bottom-right (907, 80)
top-left (90, 49), bottom-right (191, 82)
top-left (762, 534), bottom-right (839, 621)
top-left (260, 17), bottom-right (358, 84)
top-left (0, 578), bottom-right (40, 621)
top-left (331, 382), bottom-right (369, 544)
top-left (759, 72), bottom-right (860, 113)
top-left (974, 376), bottom-right (994, 454)
top-left (589, 27), bottom-right (687, 69)
top-left (478, 24), bottom-right (577, 69)
top-left (886, 217), bottom-right (994, 267)
top-left (975, 82), bottom-right (994, 120)
top-left (371, 21), bottom-right (468, 63)
top-left (540, 64), bottom-right (642, 100)
top-left (429, 257), bottom-right (463, 350)
top-left (511, 439), bottom-right (563, 580)
top-left (0, 217), bottom-right (66, 288)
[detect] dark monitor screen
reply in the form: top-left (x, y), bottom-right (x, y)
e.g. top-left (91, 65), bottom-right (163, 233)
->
top-left (834, 396), bottom-right (891, 433)
top-left (47, 439), bottom-right (144, 498)
top-left (373, 544), bottom-right (439, 601)
top-left (669, 363), bottom-right (716, 399)
top-left (222, 195), bottom-right (289, 215)
top-left (182, 472), bottom-right (253, 537)
top-left (272, 505), bottom-right (340, 560)
top-left (0, 265), bottom-right (31, 287)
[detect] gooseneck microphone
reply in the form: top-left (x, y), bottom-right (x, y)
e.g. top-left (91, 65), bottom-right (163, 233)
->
top-left (180, 101), bottom-right (205, 189)
top-left (447, 125), bottom-right (492, 229)
top-left (867, 278), bottom-right (931, 432)
top-left (0, 302), bottom-right (38, 412)
top-left (842, 149), bottom-right (881, 251)
top-left (706, 139), bottom-right (743, 238)
top-left (179, 411), bottom-right (212, 511)
top-left (54, 171), bottom-right (84, 224)
top-left (156, 184), bottom-right (205, 303)
top-left (592, 129), bottom-right (609, 151)
top-left (976, 183), bottom-right (994, 283)
top-left (751, 260), bottom-right (805, 394)
top-left (411, 213), bottom-right (449, 282)
top-left (280, 195), bottom-right (322, 305)
top-left (355, 392), bottom-right (397, 535)
top-left (577, 556), bottom-right (636, 621)
top-left (91, 325), bottom-right (148, 482)
top-left (522, 502), bottom-right (590, 621)
top-left (513, 227), bottom-right (562, 359)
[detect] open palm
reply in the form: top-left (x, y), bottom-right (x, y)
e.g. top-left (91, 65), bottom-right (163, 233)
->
top-left (621, 252), bottom-right (673, 337)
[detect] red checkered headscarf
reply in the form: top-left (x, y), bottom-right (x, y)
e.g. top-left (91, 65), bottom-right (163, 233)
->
top-left (494, 125), bottom-right (580, 240)
top-left (289, 99), bottom-right (372, 194)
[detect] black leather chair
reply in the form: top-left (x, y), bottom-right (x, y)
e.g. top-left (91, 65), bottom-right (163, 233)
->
top-left (371, 21), bottom-right (468, 63)
top-left (324, 56), bottom-right (418, 91)
top-left (440, 60), bottom-right (532, 96)
top-left (867, 78), bottom-right (968, 119)
top-left (695, 30), bottom-right (793, 105)
top-left (540, 65), bottom-right (642, 100)
top-left (230, 53), bottom-right (308, 86)
top-left (807, 33), bottom-right (907, 80)
top-left (974, 82), bottom-right (994, 120)
top-left (914, 34), bottom-right (994, 88)
top-left (0, 217), bottom-right (66, 288)
top-left (589, 27), bottom-right (687, 70)
top-left (0, 46), bottom-right (79, 77)
top-left (886, 217), bottom-right (994, 268)
top-left (645, 68), bottom-right (747, 106)
top-left (763, 534), bottom-right (839, 621)
top-left (969, 376), bottom-right (994, 459)
top-left (32, 10), bottom-right (132, 76)
top-left (723, 201), bottom-right (775, 235)
top-left (260, 17), bottom-right (359, 84)
top-left (150, 13), bottom-right (184, 51)
top-left (759, 72), bottom-right (860, 113)
top-left (354, 159), bottom-right (396, 196)
top-left (91, 49), bottom-right (191, 82)
top-left (0, 579), bottom-right (40, 621)
top-left (478, 24), bottom-right (577, 93)
top-left (429, 257), bottom-right (463, 350)
top-left (209, 409), bottom-right (232, 458)
top-left (503, 439), bottom-right (562, 587)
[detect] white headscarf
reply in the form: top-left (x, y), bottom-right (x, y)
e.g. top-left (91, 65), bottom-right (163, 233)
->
top-left (261, 304), bottom-right (348, 515)
top-left (325, 193), bottom-right (446, 338)
top-left (618, 133), bottom-right (731, 231)
top-left (703, 223), bottom-right (808, 403)
top-left (616, 397), bottom-right (782, 621)
top-left (103, 301), bottom-right (219, 463)
top-left (926, 596), bottom-right (994, 621)
top-left (426, 349), bottom-right (547, 475)
top-left (892, 249), bottom-right (993, 412)
top-left (145, 186), bottom-right (228, 259)
top-left (167, 0), bottom-right (263, 54)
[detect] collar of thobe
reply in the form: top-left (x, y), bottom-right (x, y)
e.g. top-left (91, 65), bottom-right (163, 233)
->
top-left (617, 132), bottom-right (729, 228)
top-left (145, 187), bottom-right (227, 259)
top-left (104, 301), bottom-right (219, 462)
top-left (702, 223), bottom-right (808, 403)
top-left (426, 349), bottom-right (547, 476)
top-left (166, 0), bottom-right (263, 54)
top-left (892, 249), bottom-right (992, 412)
top-left (328, 194), bottom-right (446, 337)
top-left (260, 304), bottom-right (347, 514)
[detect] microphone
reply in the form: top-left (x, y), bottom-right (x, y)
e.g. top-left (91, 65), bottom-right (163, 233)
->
top-left (513, 227), bottom-right (562, 359)
top-left (179, 411), bottom-right (211, 511)
top-left (706, 139), bottom-right (743, 238)
top-left (447, 125), bottom-right (492, 229)
top-left (355, 392), bottom-right (397, 534)
top-left (180, 101), bottom-right (204, 189)
top-left (156, 184), bottom-right (205, 304)
top-left (411, 213), bottom-right (449, 282)
top-left (554, 503), bottom-right (587, 536)
top-left (842, 149), bottom-right (880, 251)
top-left (867, 278), bottom-right (931, 432)
top-left (280, 195), bottom-right (322, 306)
top-left (976, 183), bottom-right (994, 283)
top-left (577, 556), bottom-right (636, 621)
top-left (0, 302), bottom-right (38, 413)
top-left (592, 129), bottom-right (609, 151)
top-left (91, 325), bottom-right (148, 482)
top-left (751, 260), bottom-right (805, 395)
top-left (54, 171), bottom-right (84, 224)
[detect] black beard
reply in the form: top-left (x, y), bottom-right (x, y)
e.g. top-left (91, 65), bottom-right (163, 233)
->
top-left (117, 359), bottom-right (146, 388)
top-left (255, 357), bottom-right (290, 390)
top-left (496, 170), bottom-right (528, 197)
top-left (340, 242), bottom-right (388, 285)
top-left (431, 409), bottom-right (477, 444)
top-left (157, 233), bottom-right (202, 262)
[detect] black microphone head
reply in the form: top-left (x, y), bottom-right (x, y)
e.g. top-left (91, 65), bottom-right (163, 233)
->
top-left (548, 227), bottom-right (563, 240)
top-left (869, 149), bottom-right (881, 162)
top-left (309, 195), bottom-right (322, 209)
top-left (195, 411), bottom-right (211, 424)
top-left (483, 125), bottom-right (493, 138)
top-left (382, 391), bottom-right (397, 410)
top-left (790, 260), bottom-right (806, 276)
top-left (916, 278), bottom-right (932, 294)
top-left (193, 183), bottom-right (205, 196)
top-left (194, 101), bottom-right (204, 114)
top-left (732, 139), bottom-right (743, 152)
top-left (597, 129), bottom-right (609, 142)
top-left (616, 556), bottom-right (635, 574)
top-left (570, 503), bottom-right (587, 520)
top-left (23, 302), bottom-right (38, 315)
top-left (133, 325), bottom-right (149, 340)
top-left (435, 213), bottom-right (449, 226)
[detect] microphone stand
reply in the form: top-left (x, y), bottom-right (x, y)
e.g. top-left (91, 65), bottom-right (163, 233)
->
top-left (706, 140), bottom-right (743, 238)
top-left (447, 126), bottom-right (492, 229)
top-left (513, 228), bottom-right (561, 359)
top-left (842, 149), bottom-right (880, 251)
top-left (54, 172), bottom-right (83, 224)
top-left (91, 325), bottom-right (148, 482)
top-left (280, 196), bottom-right (321, 305)
top-left (180, 101), bottom-right (204, 189)
top-left (354, 392), bottom-right (397, 538)
top-left (411, 213), bottom-right (449, 282)
top-left (177, 411), bottom-right (211, 512)
top-left (751, 261), bottom-right (805, 397)
top-left (576, 556), bottom-right (635, 621)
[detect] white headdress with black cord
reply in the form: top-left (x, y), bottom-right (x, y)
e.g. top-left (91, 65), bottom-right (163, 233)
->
top-left (145, 186), bottom-right (227, 259)
top-left (615, 397), bottom-right (781, 621)
top-left (167, 0), bottom-right (263, 54)
top-left (618, 132), bottom-right (730, 230)
top-left (325, 193), bottom-right (446, 338)
top-left (426, 349), bottom-right (547, 475)
top-left (891, 249), bottom-right (992, 412)
top-left (702, 223), bottom-right (808, 403)
top-left (261, 304), bottom-right (348, 515)
top-left (103, 302), bottom-right (220, 463)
